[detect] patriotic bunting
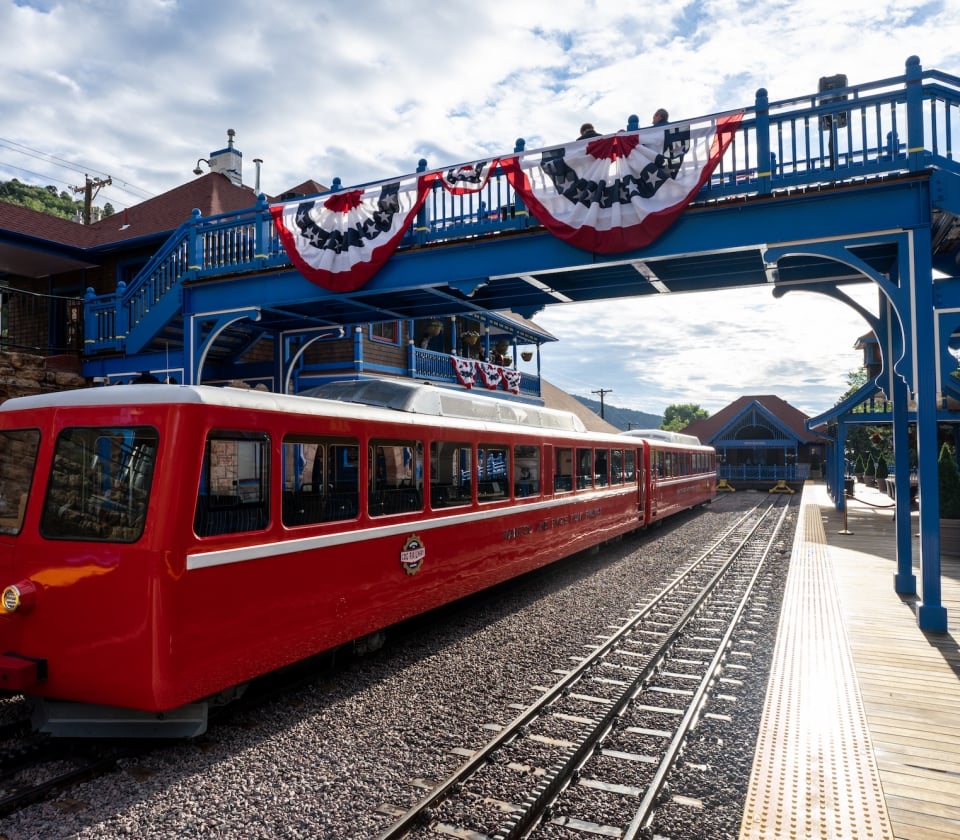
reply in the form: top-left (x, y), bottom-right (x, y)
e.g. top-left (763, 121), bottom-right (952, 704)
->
top-left (269, 112), bottom-right (743, 288)
top-left (269, 174), bottom-right (428, 292)
top-left (501, 112), bottom-right (743, 253)
top-left (500, 368), bottom-right (521, 394)
top-left (450, 355), bottom-right (476, 388)
top-left (451, 356), bottom-right (521, 393)
top-left (476, 361), bottom-right (503, 390)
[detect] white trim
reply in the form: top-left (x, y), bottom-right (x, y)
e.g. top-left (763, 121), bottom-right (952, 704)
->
top-left (186, 489), bottom-right (638, 571)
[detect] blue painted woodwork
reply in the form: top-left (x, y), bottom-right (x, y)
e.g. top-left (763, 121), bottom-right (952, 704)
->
top-left (79, 56), bottom-right (960, 631)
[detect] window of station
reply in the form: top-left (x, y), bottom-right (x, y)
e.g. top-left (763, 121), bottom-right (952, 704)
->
top-left (194, 432), bottom-right (270, 537)
top-left (554, 447), bottom-right (573, 492)
top-left (477, 443), bottom-right (509, 501)
top-left (429, 441), bottom-right (472, 508)
top-left (514, 444), bottom-right (540, 498)
top-left (369, 439), bottom-right (423, 516)
top-left (41, 426), bottom-right (158, 542)
top-left (576, 448), bottom-right (593, 489)
top-left (281, 435), bottom-right (360, 525)
top-left (0, 429), bottom-right (39, 536)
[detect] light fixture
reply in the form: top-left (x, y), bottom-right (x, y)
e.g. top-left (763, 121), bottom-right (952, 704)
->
top-left (193, 158), bottom-right (210, 176)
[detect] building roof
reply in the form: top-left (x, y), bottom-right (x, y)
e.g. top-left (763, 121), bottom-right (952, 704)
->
top-left (540, 378), bottom-right (620, 434)
top-left (682, 395), bottom-right (826, 444)
top-left (85, 173), bottom-right (260, 247)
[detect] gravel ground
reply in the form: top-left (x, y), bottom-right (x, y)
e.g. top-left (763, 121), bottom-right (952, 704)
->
top-left (0, 491), bottom-right (791, 840)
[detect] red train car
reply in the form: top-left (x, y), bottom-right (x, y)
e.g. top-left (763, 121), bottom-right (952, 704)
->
top-left (0, 380), bottom-right (715, 736)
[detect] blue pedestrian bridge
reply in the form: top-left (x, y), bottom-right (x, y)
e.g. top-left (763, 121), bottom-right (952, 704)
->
top-left (81, 56), bottom-right (960, 630)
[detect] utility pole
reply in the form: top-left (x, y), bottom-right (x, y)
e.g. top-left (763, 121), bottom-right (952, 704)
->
top-left (592, 388), bottom-right (612, 420)
top-left (71, 174), bottom-right (112, 225)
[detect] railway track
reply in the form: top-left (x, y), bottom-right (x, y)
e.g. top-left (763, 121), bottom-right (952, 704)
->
top-left (376, 498), bottom-right (791, 839)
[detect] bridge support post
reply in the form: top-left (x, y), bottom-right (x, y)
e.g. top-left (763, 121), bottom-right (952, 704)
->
top-left (891, 363), bottom-right (916, 594)
top-left (908, 227), bottom-right (948, 631)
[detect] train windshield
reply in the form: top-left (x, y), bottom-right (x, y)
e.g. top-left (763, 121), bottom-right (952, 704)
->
top-left (0, 429), bottom-right (40, 535)
top-left (40, 426), bottom-right (158, 542)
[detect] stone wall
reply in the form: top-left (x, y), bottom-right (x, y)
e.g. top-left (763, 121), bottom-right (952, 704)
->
top-left (0, 352), bottom-right (87, 404)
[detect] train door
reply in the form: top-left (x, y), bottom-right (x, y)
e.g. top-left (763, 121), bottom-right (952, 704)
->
top-left (542, 444), bottom-right (554, 497)
top-left (649, 445), bottom-right (662, 519)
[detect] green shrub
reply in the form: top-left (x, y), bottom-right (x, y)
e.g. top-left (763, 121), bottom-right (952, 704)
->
top-left (939, 443), bottom-right (960, 519)
top-left (875, 454), bottom-right (889, 481)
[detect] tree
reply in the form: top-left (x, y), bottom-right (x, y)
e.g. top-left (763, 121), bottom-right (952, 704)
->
top-left (875, 453), bottom-right (889, 482)
top-left (0, 178), bottom-right (112, 222)
top-left (661, 403), bottom-right (708, 432)
top-left (939, 443), bottom-right (960, 519)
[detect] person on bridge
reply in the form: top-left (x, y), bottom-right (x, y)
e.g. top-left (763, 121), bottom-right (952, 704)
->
top-left (652, 108), bottom-right (669, 125)
top-left (579, 123), bottom-right (600, 139)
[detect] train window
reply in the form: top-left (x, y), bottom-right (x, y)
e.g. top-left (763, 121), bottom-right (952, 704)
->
top-left (610, 449), bottom-right (624, 485)
top-left (281, 435), bottom-right (359, 525)
top-left (430, 441), bottom-right (471, 508)
top-left (595, 449), bottom-right (609, 486)
top-left (554, 447), bottom-right (573, 492)
top-left (652, 450), bottom-right (664, 478)
top-left (0, 429), bottom-right (39, 536)
top-left (194, 432), bottom-right (270, 537)
top-left (369, 439), bottom-right (423, 516)
top-left (477, 443), bottom-right (509, 501)
top-left (576, 448), bottom-right (593, 489)
top-left (41, 426), bottom-right (158, 542)
top-left (624, 449), bottom-right (636, 481)
top-left (514, 444), bottom-right (540, 499)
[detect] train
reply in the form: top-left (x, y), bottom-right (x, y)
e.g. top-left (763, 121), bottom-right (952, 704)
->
top-left (0, 379), bottom-right (716, 737)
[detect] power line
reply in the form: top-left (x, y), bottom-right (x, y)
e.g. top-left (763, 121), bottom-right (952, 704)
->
top-left (0, 136), bottom-right (156, 205)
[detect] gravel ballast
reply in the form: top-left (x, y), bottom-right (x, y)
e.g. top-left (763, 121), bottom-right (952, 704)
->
top-left (0, 492), bottom-right (791, 840)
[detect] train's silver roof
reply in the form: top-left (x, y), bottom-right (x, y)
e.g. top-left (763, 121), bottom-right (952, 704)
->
top-left (1, 380), bottom-right (588, 434)
top-left (620, 428), bottom-right (703, 445)
top-left (302, 380), bottom-right (587, 432)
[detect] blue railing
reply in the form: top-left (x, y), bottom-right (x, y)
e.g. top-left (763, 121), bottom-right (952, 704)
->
top-left (718, 465), bottom-right (811, 482)
top-left (409, 346), bottom-right (541, 397)
top-left (83, 57), bottom-right (960, 356)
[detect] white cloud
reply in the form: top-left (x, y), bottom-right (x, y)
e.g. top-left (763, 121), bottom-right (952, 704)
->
top-left (0, 0), bottom-right (955, 417)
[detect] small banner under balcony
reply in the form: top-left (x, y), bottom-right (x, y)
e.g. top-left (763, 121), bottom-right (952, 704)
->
top-left (270, 174), bottom-right (429, 292)
top-left (501, 111), bottom-right (743, 253)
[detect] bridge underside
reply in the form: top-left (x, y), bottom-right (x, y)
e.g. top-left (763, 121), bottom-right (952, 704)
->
top-left (180, 175), bottom-right (947, 338)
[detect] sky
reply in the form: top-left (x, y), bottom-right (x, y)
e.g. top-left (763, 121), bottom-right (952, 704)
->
top-left (2, 0), bottom-right (959, 419)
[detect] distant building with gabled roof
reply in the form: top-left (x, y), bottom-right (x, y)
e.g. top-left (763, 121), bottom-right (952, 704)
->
top-left (683, 395), bottom-right (827, 479)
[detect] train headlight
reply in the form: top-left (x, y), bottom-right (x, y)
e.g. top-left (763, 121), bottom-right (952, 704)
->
top-left (1, 580), bottom-right (36, 614)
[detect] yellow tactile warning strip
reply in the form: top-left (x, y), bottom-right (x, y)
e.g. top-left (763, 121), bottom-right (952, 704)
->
top-left (739, 503), bottom-right (893, 840)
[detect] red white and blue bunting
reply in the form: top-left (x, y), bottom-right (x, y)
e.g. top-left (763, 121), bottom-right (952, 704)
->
top-left (270, 112), bottom-right (743, 290)
top-left (269, 174), bottom-right (428, 293)
top-left (451, 356), bottom-right (521, 394)
top-left (501, 112), bottom-right (743, 253)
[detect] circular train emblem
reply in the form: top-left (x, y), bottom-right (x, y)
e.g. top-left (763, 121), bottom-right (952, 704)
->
top-left (400, 534), bottom-right (426, 576)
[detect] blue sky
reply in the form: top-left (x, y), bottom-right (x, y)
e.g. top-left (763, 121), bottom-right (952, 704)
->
top-left (1, 0), bottom-right (958, 416)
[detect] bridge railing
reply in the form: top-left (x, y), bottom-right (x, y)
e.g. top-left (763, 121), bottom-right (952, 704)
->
top-left (84, 57), bottom-right (960, 357)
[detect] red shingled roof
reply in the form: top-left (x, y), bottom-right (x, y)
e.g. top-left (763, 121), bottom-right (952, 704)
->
top-left (1, 171), bottom-right (325, 251)
top-left (84, 173), bottom-right (259, 246)
top-left (683, 395), bottom-right (825, 443)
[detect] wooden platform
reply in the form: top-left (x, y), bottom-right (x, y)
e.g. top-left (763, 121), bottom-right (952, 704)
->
top-left (740, 481), bottom-right (960, 840)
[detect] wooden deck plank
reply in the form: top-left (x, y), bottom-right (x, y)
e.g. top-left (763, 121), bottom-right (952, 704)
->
top-left (740, 483), bottom-right (960, 840)
top-left (821, 483), bottom-right (960, 840)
